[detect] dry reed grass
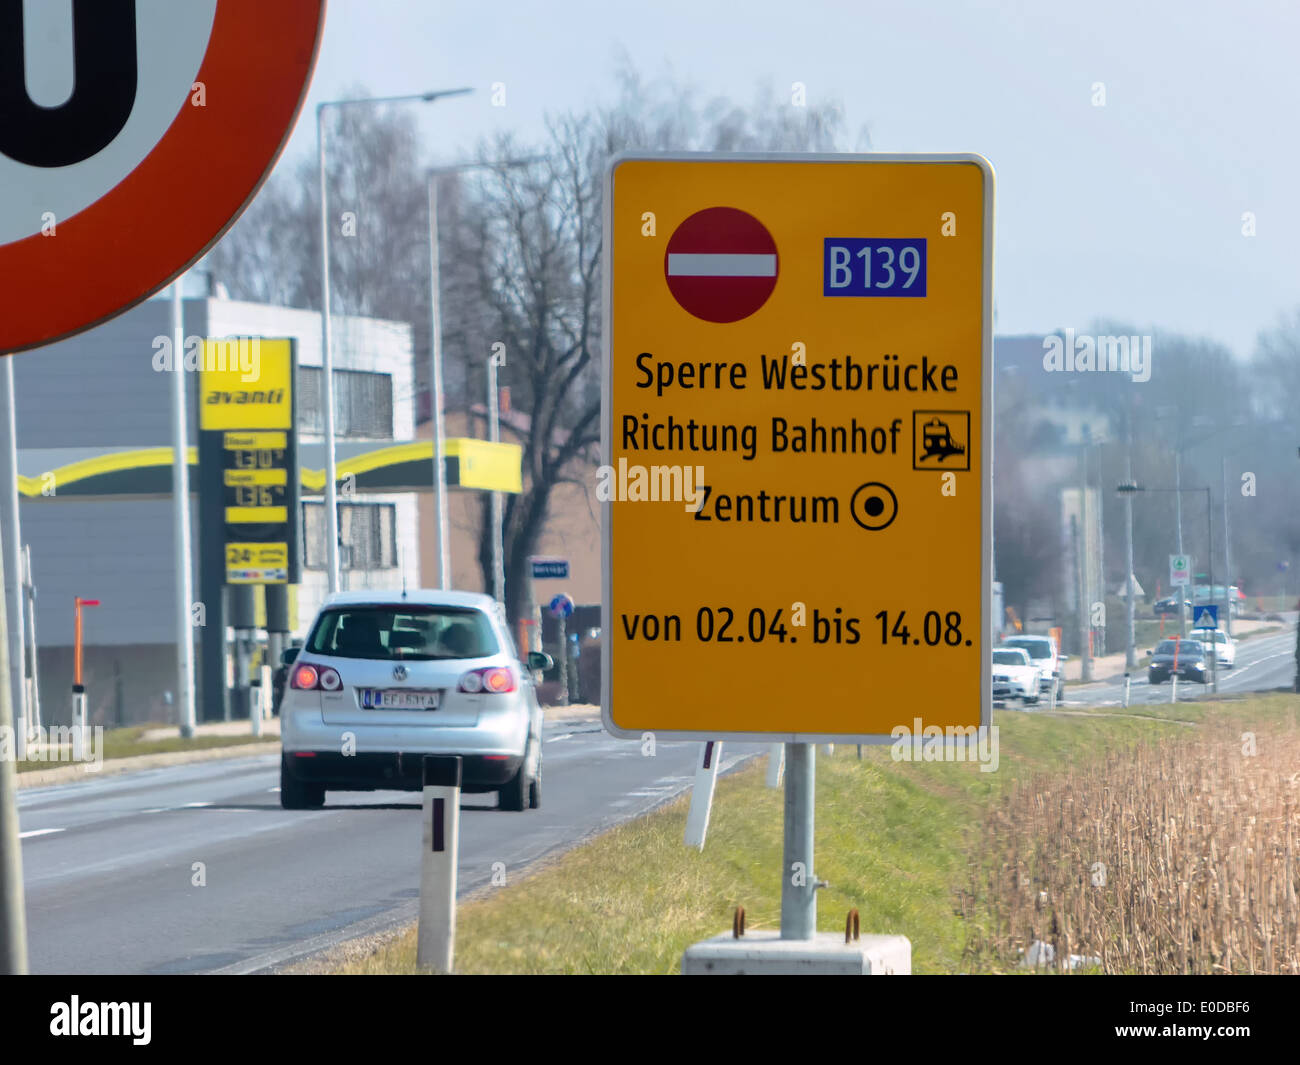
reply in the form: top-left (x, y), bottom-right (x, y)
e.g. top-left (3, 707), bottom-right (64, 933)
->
top-left (962, 724), bottom-right (1300, 973)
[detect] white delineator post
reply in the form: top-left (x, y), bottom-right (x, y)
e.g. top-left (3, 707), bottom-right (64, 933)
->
top-left (70, 686), bottom-right (87, 760)
top-left (765, 743), bottom-right (785, 787)
top-left (684, 740), bottom-right (722, 849)
top-left (417, 755), bottom-right (462, 973)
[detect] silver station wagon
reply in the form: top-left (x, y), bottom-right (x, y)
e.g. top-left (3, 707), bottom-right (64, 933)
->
top-left (279, 590), bottom-right (550, 811)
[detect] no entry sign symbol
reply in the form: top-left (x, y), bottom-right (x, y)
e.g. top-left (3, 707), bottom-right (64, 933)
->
top-left (664, 206), bottom-right (779, 323)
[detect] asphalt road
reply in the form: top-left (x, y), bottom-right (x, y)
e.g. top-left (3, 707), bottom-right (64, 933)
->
top-left (19, 624), bottom-right (1294, 975)
top-left (1060, 623), bottom-right (1297, 709)
top-left (18, 721), bottom-right (760, 975)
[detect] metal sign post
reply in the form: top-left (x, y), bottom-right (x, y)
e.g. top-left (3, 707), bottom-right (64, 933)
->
top-left (0, 514), bottom-right (27, 973)
top-left (781, 743), bottom-right (818, 939)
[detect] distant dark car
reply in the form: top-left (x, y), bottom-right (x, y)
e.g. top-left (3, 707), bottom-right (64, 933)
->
top-left (1152, 596), bottom-right (1191, 617)
top-left (1147, 638), bottom-right (1207, 684)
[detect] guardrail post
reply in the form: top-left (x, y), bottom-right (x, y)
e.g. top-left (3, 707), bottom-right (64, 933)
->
top-left (417, 755), bottom-right (462, 973)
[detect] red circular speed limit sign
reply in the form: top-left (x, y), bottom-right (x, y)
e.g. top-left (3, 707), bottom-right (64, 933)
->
top-left (664, 206), bottom-right (779, 323)
top-left (0, 1), bottom-right (325, 353)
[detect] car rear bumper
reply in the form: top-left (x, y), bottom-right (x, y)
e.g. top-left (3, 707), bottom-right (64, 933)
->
top-left (283, 750), bottom-right (522, 792)
top-left (279, 699), bottom-right (532, 793)
top-left (1149, 667), bottom-right (1205, 682)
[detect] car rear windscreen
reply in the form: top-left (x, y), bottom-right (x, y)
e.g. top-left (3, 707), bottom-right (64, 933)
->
top-left (1005, 638), bottom-right (1051, 658)
top-left (1156, 639), bottom-right (1203, 657)
top-left (306, 606), bottom-right (499, 660)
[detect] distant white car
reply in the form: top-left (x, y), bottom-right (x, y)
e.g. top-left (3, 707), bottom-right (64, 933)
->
top-left (1195, 628), bottom-right (1235, 668)
top-left (999, 635), bottom-right (1065, 700)
top-left (992, 648), bottom-right (1043, 706)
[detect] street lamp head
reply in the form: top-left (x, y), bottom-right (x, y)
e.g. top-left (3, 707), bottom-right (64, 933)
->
top-left (422, 87), bottom-right (474, 102)
top-left (1116, 481), bottom-right (1142, 493)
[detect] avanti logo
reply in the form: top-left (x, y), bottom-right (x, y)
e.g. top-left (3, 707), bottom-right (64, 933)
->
top-left (205, 389), bottom-right (286, 405)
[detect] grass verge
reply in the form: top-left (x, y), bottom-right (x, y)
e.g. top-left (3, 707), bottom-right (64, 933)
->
top-left (318, 695), bottom-right (1296, 974)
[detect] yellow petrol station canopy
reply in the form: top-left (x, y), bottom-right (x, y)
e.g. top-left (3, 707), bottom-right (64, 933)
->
top-left (18, 438), bottom-right (522, 500)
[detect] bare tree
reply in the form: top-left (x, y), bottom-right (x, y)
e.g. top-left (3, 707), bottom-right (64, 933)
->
top-left (449, 73), bottom-right (848, 622)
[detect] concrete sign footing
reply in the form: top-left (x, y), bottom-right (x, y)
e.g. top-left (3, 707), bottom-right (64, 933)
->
top-left (681, 930), bottom-right (911, 975)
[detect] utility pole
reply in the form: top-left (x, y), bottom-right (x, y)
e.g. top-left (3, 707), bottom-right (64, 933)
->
top-left (1072, 514), bottom-right (1091, 682)
top-left (1221, 456), bottom-right (1233, 637)
top-left (1079, 440), bottom-right (1093, 681)
top-left (1124, 414), bottom-right (1136, 669)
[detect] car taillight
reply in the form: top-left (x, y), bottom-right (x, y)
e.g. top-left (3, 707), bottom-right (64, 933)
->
top-left (291, 664), bottom-right (341, 691)
top-left (459, 666), bottom-right (516, 694)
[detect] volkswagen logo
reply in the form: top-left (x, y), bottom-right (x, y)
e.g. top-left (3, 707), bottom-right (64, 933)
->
top-left (392, 665), bottom-right (408, 682)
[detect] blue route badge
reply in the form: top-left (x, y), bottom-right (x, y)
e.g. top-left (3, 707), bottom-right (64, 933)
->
top-left (913, 411), bottom-right (970, 471)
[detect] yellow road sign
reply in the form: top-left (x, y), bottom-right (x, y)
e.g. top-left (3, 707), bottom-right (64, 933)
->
top-left (602, 154), bottom-right (994, 741)
top-left (226, 542), bottom-right (289, 584)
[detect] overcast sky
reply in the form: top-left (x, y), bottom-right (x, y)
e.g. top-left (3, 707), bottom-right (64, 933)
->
top-left (278, 0), bottom-right (1299, 358)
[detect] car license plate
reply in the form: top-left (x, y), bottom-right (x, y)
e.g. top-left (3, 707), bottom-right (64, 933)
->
top-left (360, 689), bottom-right (439, 710)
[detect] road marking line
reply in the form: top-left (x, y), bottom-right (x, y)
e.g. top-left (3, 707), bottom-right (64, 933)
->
top-left (20, 828), bottom-right (64, 839)
top-left (545, 733), bottom-right (573, 743)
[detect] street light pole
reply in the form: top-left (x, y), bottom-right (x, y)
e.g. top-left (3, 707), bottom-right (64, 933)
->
top-left (427, 172), bottom-right (450, 590)
top-left (1222, 456), bottom-right (1233, 637)
top-left (317, 89), bottom-right (471, 595)
top-left (1174, 449), bottom-right (1185, 638)
top-left (487, 356), bottom-right (505, 606)
top-left (317, 105), bottom-right (341, 594)
top-left (1206, 485), bottom-right (1216, 693)
top-left (425, 155), bottom-right (541, 599)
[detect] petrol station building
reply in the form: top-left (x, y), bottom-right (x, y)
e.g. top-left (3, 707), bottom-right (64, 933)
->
top-left (6, 282), bottom-right (421, 728)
